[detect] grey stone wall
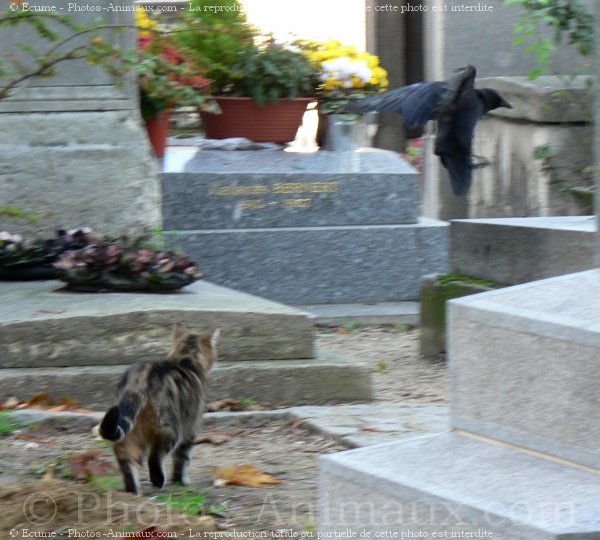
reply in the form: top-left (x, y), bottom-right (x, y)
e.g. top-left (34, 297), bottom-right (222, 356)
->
top-left (424, 76), bottom-right (593, 220)
top-left (0, 0), bottom-right (162, 237)
top-left (424, 0), bottom-right (592, 80)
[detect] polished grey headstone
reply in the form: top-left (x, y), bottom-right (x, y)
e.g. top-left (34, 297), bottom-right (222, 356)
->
top-left (449, 269), bottom-right (600, 469)
top-left (162, 148), bottom-right (419, 228)
top-left (174, 219), bottom-right (449, 304)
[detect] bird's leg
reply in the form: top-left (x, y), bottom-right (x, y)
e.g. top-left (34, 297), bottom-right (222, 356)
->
top-left (471, 155), bottom-right (492, 169)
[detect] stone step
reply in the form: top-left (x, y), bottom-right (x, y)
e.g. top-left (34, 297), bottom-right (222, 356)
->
top-left (296, 301), bottom-right (419, 326)
top-left (0, 280), bottom-right (314, 368)
top-left (320, 432), bottom-right (600, 538)
top-left (0, 348), bottom-right (371, 409)
top-left (450, 216), bottom-right (596, 284)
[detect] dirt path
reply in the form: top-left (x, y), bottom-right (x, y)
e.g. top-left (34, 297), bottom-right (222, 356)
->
top-left (0, 327), bottom-right (448, 536)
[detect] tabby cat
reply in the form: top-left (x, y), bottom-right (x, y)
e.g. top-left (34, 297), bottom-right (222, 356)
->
top-left (99, 323), bottom-right (219, 495)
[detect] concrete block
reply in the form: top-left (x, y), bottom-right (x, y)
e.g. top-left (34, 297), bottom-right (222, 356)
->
top-left (450, 217), bottom-right (596, 284)
top-left (420, 275), bottom-right (496, 358)
top-left (0, 351), bottom-right (372, 409)
top-left (449, 269), bottom-right (600, 469)
top-left (0, 280), bottom-right (314, 368)
top-left (175, 219), bottom-right (449, 304)
top-left (320, 432), bottom-right (600, 538)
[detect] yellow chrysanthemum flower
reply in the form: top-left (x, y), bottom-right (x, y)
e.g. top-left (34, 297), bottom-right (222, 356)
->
top-left (135, 6), bottom-right (157, 36)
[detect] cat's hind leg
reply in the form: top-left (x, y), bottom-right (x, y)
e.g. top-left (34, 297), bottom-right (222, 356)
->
top-left (114, 438), bottom-right (145, 495)
top-left (172, 439), bottom-right (194, 486)
top-left (148, 430), bottom-right (176, 489)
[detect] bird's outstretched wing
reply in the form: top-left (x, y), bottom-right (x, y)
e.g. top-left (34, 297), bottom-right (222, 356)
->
top-left (344, 65), bottom-right (477, 129)
top-left (344, 82), bottom-right (446, 127)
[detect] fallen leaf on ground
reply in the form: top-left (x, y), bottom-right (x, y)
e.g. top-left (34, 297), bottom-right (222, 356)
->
top-left (58, 396), bottom-right (79, 408)
top-left (360, 425), bottom-right (382, 432)
top-left (27, 392), bottom-right (53, 407)
top-left (212, 464), bottom-right (283, 487)
top-left (0, 397), bottom-right (20, 410)
top-left (15, 433), bottom-right (55, 444)
top-left (195, 431), bottom-right (231, 445)
top-left (206, 398), bottom-right (240, 412)
top-left (206, 398), bottom-right (270, 412)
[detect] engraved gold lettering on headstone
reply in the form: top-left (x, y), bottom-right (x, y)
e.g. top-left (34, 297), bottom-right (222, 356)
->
top-left (282, 198), bottom-right (312, 208)
top-left (209, 181), bottom-right (337, 210)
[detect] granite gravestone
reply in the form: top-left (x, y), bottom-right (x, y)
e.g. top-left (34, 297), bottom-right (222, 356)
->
top-left (0, 0), bottom-right (161, 236)
top-left (162, 148), bottom-right (449, 304)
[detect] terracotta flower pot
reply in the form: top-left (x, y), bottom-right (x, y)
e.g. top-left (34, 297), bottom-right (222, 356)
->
top-left (144, 108), bottom-right (171, 158)
top-left (199, 96), bottom-right (313, 143)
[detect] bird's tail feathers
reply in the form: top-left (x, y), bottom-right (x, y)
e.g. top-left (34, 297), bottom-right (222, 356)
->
top-left (442, 154), bottom-right (473, 197)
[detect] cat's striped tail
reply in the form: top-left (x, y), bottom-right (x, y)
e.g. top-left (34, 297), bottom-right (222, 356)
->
top-left (99, 390), bottom-right (145, 442)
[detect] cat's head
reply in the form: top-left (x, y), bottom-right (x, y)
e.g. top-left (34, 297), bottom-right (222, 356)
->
top-left (170, 322), bottom-right (220, 372)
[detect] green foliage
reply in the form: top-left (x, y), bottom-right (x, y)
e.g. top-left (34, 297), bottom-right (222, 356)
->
top-left (228, 41), bottom-right (318, 104)
top-left (89, 474), bottom-right (122, 490)
top-left (533, 144), bottom-right (552, 160)
top-left (0, 10), bottom-right (124, 100)
top-left (175, 0), bottom-right (256, 94)
top-left (437, 273), bottom-right (500, 288)
top-left (0, 206), bottom-right (39, 224)
top-left (0, 411), bottom-right (23, 435)
top-left (156, 488), bottom-right (227, 516)
top-left (505, 0), bottom-right (593, 79)
top-left (0, 8), bottom-right (212, 113)
top-left (342, 320), bottom-right (360, 332)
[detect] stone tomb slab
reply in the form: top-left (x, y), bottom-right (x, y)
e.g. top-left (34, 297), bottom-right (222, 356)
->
top-left (320, 432), bottom-right (600, 538)
top-left (450, 216), bottom-right (596, 284)
top-left (0, 280), bottom-right (313, 368)
top-left (449, 269), bottom-right (600, 469)
top-left (161, 148), bottom-right (419, 229)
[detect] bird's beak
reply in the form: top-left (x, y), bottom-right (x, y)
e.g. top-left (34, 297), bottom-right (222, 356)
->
top-left (500, 99), bottom-right (513, 109)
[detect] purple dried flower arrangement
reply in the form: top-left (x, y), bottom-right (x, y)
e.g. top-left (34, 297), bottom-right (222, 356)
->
top-left (0, 227), bottom-right (97, 280)
top-left (53, 237), bottom-right (202, 292)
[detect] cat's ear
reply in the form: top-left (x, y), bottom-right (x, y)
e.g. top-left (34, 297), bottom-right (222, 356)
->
top-left (200, 328), bottom-right (220, 371)
top-left (168, 322), bottom-right (187, 360)
top-left (172, 322), bottom-right (187, 347)
top-left (210, 328), bottom-right (220, 350)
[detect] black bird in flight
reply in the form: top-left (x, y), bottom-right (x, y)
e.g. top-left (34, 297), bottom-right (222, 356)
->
top-left (345, 65), bottom-right (512, 196)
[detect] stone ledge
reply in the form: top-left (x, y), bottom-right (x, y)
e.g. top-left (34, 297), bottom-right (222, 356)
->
top-left (477, 75), bottom-right (592, 123)
top-left (320, 432), bottom-right (600, 537)
top-left (0, 280), bottom-right (314, 367)
top-left (450, 217), bottom-right (596, 285)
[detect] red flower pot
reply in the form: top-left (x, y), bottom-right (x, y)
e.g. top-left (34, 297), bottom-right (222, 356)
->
top-left (144, 108), bottom-right (171, 158)
top-left (199, 96), bottom-right (313, 143)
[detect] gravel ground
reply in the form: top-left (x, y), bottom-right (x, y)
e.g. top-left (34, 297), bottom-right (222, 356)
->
top-left (0, 326), bottom-right (447, 535)
top-left (317, 326), bottom-right (447, 404)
